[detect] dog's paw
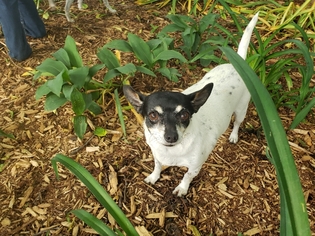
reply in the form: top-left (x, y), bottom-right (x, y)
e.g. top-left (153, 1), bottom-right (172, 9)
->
top-left (144, 174), bottom-right (159, 185)
top-left (229, 133), bottom-right (238, 143)
top-left (173, 185), bottom-right (188, 197)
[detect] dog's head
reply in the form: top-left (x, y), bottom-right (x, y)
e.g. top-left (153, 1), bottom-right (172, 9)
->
top-left (123, 83), bottom-right (213, 146)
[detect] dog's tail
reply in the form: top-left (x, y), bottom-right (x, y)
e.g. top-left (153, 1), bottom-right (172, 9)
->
top-left (237, 12), bottom-right (259, 60)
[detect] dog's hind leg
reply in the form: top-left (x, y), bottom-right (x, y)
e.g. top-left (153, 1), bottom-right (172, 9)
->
top-left (229, 92), bottom-right (251, 143)
top-left (102, 0), bottom-right (117, 13)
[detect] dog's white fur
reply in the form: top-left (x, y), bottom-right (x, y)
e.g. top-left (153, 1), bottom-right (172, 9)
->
top-left (125, 13), bottom-right (259, 197)
top-left (48, 0), bottom-right (116, 22)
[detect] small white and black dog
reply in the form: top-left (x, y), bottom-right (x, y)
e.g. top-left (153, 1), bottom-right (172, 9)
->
top-left (123, 13), bottom-right (259, 197)
top-left (48, 0), bottom-right (116, 22)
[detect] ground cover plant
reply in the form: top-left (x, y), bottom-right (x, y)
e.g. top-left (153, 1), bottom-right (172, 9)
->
top-left (0, 0), bottom-right (314, 235)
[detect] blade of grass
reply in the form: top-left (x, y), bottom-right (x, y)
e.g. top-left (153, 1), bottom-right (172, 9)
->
top-left (114, 88), bottom-right (126, 137)
top-left (72, 209), bottom-right (117, 236)
top-left (220, 46), bottom-right (310, 236)
top-left (51, 154), bottom-right (139, 236)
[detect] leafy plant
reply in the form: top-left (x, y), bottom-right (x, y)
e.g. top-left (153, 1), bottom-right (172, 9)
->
top-left (51, 154), bottom-right (139, 236)
top-left (159, 12), bottom-right (231, 67)
top-left (221, 46), bottom-right (311, 236)
top-left (220, 0), bottom-right (315, 129)
top-left (34, 36), bottom-right (105, 139)
top-left (100, 33), bottom-right (187, 82)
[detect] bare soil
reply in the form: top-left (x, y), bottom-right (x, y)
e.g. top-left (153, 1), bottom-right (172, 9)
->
top-left (0, 0), bottom-right (314, 235)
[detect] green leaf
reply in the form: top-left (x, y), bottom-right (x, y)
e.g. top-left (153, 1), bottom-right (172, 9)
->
top-left (88, 101), bottom-right (102, 115)
top-left (72, 209), bottom-right (116, 236)
top-left (103, 40), bottom-right (133, 52)
top-left (115, 63), bottom-right (137, 75)
top-left (221, 46), bottom-right (310, 236)
top-left (71, 88), bottom-right (86, 115)
top-left (47, 72), bottom-right (64, 96)
top-left (135, 66), bottom-right (156, 77)
top-left (128, 33), bottom-right (153, 67)
top-left (35, 82), bottom-right (52, 100)
top-left (0, 129), bottom-right (14, 139)
top-left (88, 64), bottom-right (105, 79)
top-left (97, 47), bottom-right (121, 70)
top-left (35, 58), bottom-right (68, 76)
top-left (94, 127), bottom-right (107, 137)
top-left (73, 115), bottom-right (87, 139)
top-left (62, 84), bottom-right (74, 101)
top-left (158, 67), bottom-right (180, 82)
top-left (64, 35), bottom-right (83, 68)
top-left (103, 69), bottom-right (122, 83)
top-left (52, 48), bottom-right (71, 68)
top-left (51, 154), bottom-right (139, 236)
top-left (44, 93), bottom-right (67, 111)
top-left (69, 66), bottom-right (89, 88)
top-left (290, 97), bottom-right (315, 129)
top-left (154, 50), bottom-right (187, 63)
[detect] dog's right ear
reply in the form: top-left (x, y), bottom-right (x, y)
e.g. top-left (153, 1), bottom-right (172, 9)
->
top-left (123, 85), bottom-right (146, 114)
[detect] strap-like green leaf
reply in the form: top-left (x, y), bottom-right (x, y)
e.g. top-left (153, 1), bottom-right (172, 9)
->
top-left (128, 33), bottom-right (153, 68)
top-left (73, 115), bottom-right (87, 139)
top-left (51, 154), bottom-right (139, 236)
top-left (221, 46), bottom-right (310, 236)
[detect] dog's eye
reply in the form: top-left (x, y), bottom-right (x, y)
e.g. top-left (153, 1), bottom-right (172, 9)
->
top-left (148, 111), bottom-right (159, 123)
top-left (179, 110), bottom-right (190, 121)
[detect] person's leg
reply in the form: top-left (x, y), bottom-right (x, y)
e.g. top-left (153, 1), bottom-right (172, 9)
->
top-left (0, 0), bottom-right (32, 61)
top-left (18, 0), bottom-right (46, 38)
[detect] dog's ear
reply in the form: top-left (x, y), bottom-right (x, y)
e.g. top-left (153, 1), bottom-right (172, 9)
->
top-left (123, 85), bottom-right (146, 113)
top-left (188, 83), bottom-right (213, 113)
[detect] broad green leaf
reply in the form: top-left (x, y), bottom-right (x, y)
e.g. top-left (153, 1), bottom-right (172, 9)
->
top-left (64, 35), bottom-right (83, 68)
top-left (103, 69), bottom-right (121, 83)
top-left (88, 64), bottom-right (105, 79)
top-left (158, 67), bottom-right (180, 82)
top-left (199, 13), bottom-right (218, 33)
top-left (73, 115), bottom-right (87, 139)
top-left (135, 66), bottom-right (156, 77)
top-left (72, 209), bottom-right (116, 236)
top-left (154, 50), bottom-right (187, 63)
top-left (103, 40), bottom-right (133, 52)
top-left (35, 58), bottom-right (68, 76)
top-left (128, 33), bottom-right (153, 67)
top-left (97, 48), bottom-right (120, 70)
top-left (51, 154), bottom-right (139, 235)
top-left (115, 63), bottom-right (137, 75)
top-left (87, 101), bottom-right (102, 115)
top-left (165, 14), bottom-right (193, 29)
top-left (47, 72), bottom-right (64, 96)
top-left (35, 82), bottom-right (52, 100)
top-left (44, 93), bottom-right (67, 111)
top-left (52, 48), bottom-right (71, 68)
top-left (159, 23), bottom-right (185, 34)
top-left (71, 88), bottom-right (85, 115)
top-left (83, 93), bottom-right (93, 111)
top-left (94, 127), bottom-right (107, 137)
top-left (62, 84), bottom-right (74, 101)
top-left (69, 67), bottom-right (89, 88)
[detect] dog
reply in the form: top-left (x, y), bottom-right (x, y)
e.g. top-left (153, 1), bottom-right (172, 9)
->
top-left (123, 13), bottom-right (259, 197)
top-left (48, 0), bottom-right (116, 22)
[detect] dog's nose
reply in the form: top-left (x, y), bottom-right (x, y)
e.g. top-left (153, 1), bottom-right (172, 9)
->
top-left (164, 133), bottom-right (178, 143)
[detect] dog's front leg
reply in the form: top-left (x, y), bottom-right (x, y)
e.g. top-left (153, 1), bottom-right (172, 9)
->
top-left (173, 167), bottom-right (201, 197)
top-left (144, 158), bottom-right (162, 185)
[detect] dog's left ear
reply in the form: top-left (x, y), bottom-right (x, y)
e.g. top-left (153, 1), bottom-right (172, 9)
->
top-left (123, 85), bottom-right (146, 114)
top-left (188, 83), bottom-right (214, 113)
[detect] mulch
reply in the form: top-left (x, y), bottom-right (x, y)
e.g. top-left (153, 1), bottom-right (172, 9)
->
top-left (0, 0), bottom-right (314, 235)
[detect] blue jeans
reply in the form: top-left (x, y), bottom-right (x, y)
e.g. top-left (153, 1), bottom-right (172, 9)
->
top-left (0, 0), bottom-right (46, 61)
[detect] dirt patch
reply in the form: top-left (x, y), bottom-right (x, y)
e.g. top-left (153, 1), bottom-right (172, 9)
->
top-left (0, 0), bottom-right (314, 235)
